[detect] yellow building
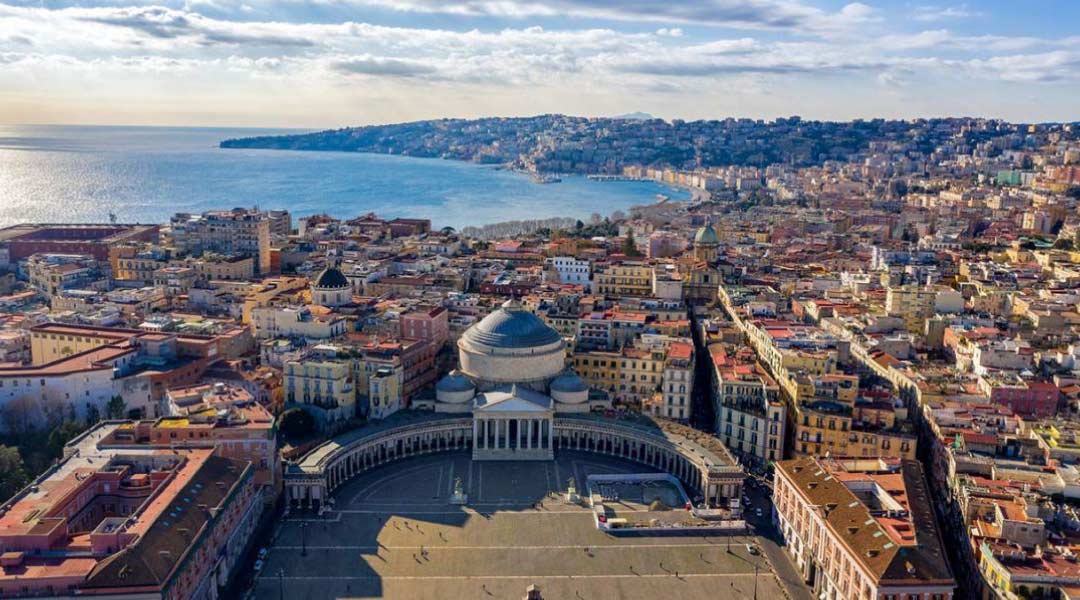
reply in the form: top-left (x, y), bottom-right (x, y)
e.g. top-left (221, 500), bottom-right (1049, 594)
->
top-left (572, 349), bottom-right (622, 395)
top-left (365, 365), bottom-right (403, 420)
top-left (792, 401), bottom-right (915, 459)
top-left (194, 254), bottom-right (256, 281)
top-left (594, 262), bottom-right (653, 296)
top-left (885, 285), bottom-right (937, 333)
top-left (284, 353), bottom-right (356, 428)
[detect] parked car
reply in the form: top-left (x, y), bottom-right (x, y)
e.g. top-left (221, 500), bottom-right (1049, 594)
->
top-left (747, 544), bottom-right (759, 555)
top-left (254, 560), bottom-right (264, 572)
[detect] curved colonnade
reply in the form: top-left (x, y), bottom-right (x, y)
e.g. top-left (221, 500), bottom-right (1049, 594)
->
top-left (285, 414), bottom-right (744, 512)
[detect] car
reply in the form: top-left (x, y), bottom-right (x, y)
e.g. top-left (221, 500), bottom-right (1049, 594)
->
top-left (254, 559), bottom-right (264, 572)
top-left (746, 544), bottom-right (759, 555)
top-left (257, 547), bottom-right (268, 559)
top-left (755, 508), bottom-right (763, 517)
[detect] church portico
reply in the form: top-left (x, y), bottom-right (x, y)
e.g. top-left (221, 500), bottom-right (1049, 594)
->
top-left (472, 385), bottom-right (554, 460)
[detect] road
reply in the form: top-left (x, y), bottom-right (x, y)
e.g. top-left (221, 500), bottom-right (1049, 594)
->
top-left (740, 475), bottom-right (813, 600)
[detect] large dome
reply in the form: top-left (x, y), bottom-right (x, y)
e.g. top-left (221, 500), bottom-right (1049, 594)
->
top-left (457, 299), bottom-right (566, 388)
top-left (462, 299), bottom-right (563, 349)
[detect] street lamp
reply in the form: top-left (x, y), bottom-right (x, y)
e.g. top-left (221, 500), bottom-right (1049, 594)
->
top-left (278, 567), bottom-right (285, 600)
top-left (753, 562), bottom-right (758, 600)
top-left (301, 522), bottom-right (308, 557)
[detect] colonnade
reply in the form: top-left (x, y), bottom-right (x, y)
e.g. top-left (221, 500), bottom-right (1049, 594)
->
top-left (285, 415), bottom-right (744, 511)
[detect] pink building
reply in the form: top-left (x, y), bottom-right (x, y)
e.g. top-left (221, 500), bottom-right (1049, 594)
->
top-left (400, 305), bottom-right (449, 350)
top-left (988, 380), bottom-right (1060, 418)
top-left (0, 446), bottom-right (260, 599)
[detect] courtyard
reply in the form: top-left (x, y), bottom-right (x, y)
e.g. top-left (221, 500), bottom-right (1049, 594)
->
top-left (253, 451), bottom-right (783, 599)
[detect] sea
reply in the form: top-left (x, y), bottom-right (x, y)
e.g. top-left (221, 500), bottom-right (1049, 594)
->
top-left (0, 125), bottom-right (688, 230)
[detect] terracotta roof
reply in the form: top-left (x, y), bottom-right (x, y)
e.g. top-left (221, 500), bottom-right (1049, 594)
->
top-left (777, 457), bottom-right (953, 587)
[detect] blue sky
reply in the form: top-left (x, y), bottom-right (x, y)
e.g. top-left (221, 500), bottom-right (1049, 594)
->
top-left (0, 0), bottom-right (1076, 126)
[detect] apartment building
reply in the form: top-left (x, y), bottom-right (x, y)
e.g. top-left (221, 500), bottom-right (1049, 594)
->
top-left (773, 456), bottom-right (955, 600)
top-left (710, 344), bottom-right (786, 467)
top-left (284, 350), bottom-right (356, 429)
top-left (548, 256), bottom-right (591, 290)
top-left (170, 209), bottom-right (272, 274)
top-left (594, 261), bottom-right (653, 296)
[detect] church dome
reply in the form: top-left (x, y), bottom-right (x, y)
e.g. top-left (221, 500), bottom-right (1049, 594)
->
top-left (461, 299), bottom-right (562, 350)
top-left (457, 299), bottom-right (566, 387)
top-left (436, 370), bottom-right (475, 393)
top-left (694, 223), bottom-right (719, 246)
top-left (436, 369), bottom-right (476, 407)
top-left (550, 370), bottom-right (588, 394)
top-left (314, 265), bottom-right (349, 289)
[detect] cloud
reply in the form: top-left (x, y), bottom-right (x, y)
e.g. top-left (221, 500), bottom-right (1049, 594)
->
top-left (912, 4), bottom-right (981, 22)
top-left (326, 0), bottom-right (874, 33)
top-left (330, 55), bottom-right (438, 77)
top-left (75, 5), bottom-right (316, 47)
top-left (1, 0), bottom-right (1079, 127)
top-left (880, 29), bottom-right (1045, 52)
top-left (961, 51), bottom-right (1080, 82)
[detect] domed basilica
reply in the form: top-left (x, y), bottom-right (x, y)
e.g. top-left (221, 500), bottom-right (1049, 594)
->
top-left (435, 299), bottom-right (608, 460)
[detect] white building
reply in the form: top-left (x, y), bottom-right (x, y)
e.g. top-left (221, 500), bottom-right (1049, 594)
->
top-left (548, 256), bottom-right (591, 290)
top-left (251, 305), bottom-right (347, 340)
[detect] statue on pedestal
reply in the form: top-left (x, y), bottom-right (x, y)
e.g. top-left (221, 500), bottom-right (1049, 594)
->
top-left (450, 476), bottom-right (468, 505)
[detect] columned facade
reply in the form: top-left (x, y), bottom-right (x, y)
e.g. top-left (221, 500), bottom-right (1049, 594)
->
top-left (472, 414), bottom-right (554, 461)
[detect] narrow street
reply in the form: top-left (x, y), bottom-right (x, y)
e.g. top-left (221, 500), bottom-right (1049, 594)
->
top-left (689, 311), bottom-right (716, 432)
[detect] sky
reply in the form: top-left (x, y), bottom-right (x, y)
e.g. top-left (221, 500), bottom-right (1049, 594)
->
top-left (0, 0), bottom-right (1077, 127)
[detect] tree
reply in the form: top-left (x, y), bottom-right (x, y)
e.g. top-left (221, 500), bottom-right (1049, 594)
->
top-left (85, 404), bottom-right (100, 426)
top-left (575, 220), bottom-right (584, 231)
top-left (106, 395), bottom-right (127, 420)
top-left (0, 445), bottom-right (29, 502)
top-left (621, 236), bottom-right (642, 257)
top-left (47, 421), bottom-right (87, 459)
top-left (279, 407), bottom-right (316, 439)
top-left (1, 395), bottom-right (38, 434)
top-left (1054, 238), bottom-right (1074, 251)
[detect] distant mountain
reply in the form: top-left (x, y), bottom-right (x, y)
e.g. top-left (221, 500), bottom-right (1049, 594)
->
top-left (612, 112), bottom-right (655, 121)
top-left (219, 113), bottom-right (989, 174)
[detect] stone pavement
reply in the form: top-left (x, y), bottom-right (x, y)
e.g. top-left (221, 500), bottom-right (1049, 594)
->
top-left (252, 451), bottom-right (800, 599)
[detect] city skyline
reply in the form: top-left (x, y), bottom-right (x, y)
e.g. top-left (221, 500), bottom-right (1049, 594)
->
top-left (0, 0), bottom-right (1077, 127)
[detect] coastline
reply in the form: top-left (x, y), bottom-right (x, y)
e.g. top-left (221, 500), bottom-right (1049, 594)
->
top-left (0, 125), bottom-right (684, 231)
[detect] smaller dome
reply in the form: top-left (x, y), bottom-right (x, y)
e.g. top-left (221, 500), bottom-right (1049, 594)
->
top-left (550, 370), bottom-right (588, 394)
top-left (694, 223), bottom-right (719, 246)
top-left (436, 370), bottom-right (475, 393)
top-left (314, 265), bottom-right (349, 289)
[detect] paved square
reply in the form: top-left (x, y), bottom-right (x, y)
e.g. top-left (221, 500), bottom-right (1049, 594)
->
top-left (254, 451), bottom-right (783, 599)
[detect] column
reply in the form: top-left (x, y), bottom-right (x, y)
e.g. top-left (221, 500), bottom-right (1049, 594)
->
top-left (473, 420), bottom-right (479, 451)
top-left (496, 419), bottom-right (503, 449)
top-left (518, 418), bottom-right (524, 449)
top-left (527, 419), bottom-right (534, 449)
